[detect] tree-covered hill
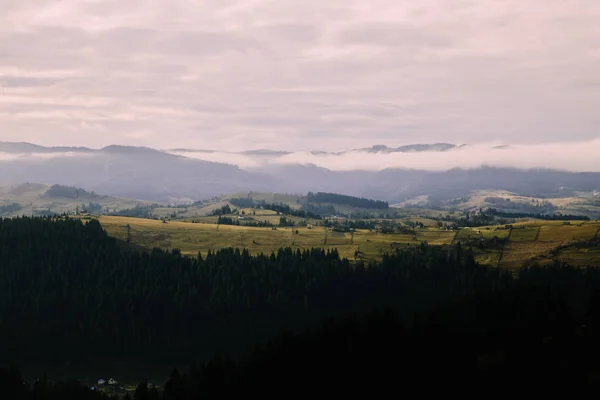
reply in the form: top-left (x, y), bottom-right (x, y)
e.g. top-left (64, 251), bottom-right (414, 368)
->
top-left (3, 217), bottom-right (600, 395)
top-left (0, 216), bottom-right (504, 367)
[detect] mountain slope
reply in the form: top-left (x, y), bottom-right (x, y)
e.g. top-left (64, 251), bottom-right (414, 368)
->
top-left (2, 142), bottom-right (599, 204)
top-left (0, 143), bottom-right (282, 201)
top-left (0, 142), bottom-right (93, 154)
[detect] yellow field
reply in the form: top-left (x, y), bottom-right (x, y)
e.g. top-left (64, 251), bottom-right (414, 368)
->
top-left (98, 216), bottom-right (600, 268)
top-left (99, 216), bottom-right (456, 261)
top-left (509, 226), bottom-right (540, 242)
top-left (454, 227), bottom-right (511, 242)
top-left (537, 224), bottom-right (599, 242)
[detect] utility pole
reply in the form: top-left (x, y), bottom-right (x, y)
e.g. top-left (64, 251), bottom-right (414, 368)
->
top-left (75, 189), bottom-right (80, 216)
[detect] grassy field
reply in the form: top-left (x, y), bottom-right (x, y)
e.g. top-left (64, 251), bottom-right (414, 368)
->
top-left (509, 226), bottom-right (540, 242)
top-left (98, 216), bottom-right (600, 269)
top-left (99, 216), bottom-right (457, 261)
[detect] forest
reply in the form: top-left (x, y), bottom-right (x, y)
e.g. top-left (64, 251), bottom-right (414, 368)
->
top-left (216, 216), bottom-right (240, 225)
top-left (210, 204), bottom-right (234, 216)
top-left (0, 216), bottom-right (505, 367)
top-left (109, 204), bottom-right (158, 218)
top-left (229, 198), bottom-right (323, 219)
top-left (486, 208), bottom-right (590, 220)
top-left (484, 196), bottom-right (557, 213)
top-left (227, 197), bottom-right (255, 209)
top-left (3, 217), bottom-right (600, 397)
top-left (307, 192), bottom-right (389, 209)
top-left (43, 185), bottom-right (103, 200)
top-left (260, 202), bottom-right (321, 219)
top-left (0, 202), bottom-right (21, 216)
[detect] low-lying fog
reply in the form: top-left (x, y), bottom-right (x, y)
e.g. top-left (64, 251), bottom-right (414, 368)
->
top-left (1, 140), bottom-right (599, 173)
top-left (167, 139), bottom-right (600, 172)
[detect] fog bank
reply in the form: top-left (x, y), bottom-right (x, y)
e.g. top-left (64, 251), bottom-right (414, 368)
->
top-left (170, 140), bottom-right (600, 172)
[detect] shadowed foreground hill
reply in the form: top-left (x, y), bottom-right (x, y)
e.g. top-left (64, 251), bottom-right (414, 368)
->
top-left (3, 217), bottom-right (600, 396)
top-left (0, 216), bottom-right (507, 368)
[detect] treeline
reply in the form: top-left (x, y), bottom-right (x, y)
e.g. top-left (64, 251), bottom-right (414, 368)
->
top-left (85, 202), bottom-right (103, 213)
top-left (487, 208), bottom-right (590, 221)
top-left (43, 185), bottom-right (103, 200)
top-left (428, 207), bottom-right (589, 228)
top-left (5, 218), bottom-right (600, 393)
top-left (436, 212), bottom-right (498, 228)
top-left (484, 196), bottom-right (557, 213)
top-left (324, 219), bottom-right (378, 230)
top-left (229, 198), bottom-right (322, 219)
top-left (278, 216), bottom-right (295, 227)
top-left (215, 216), bottom-right (275, 227)
top-left (211, 204), bottom-right (234, 216)
top-left (228, 197), bottom-right (255, 209)
top-left (217, 216), bottom-right (240, 225)
top-left (1, 216), bottom-right (505, 367)
top-left (303, 203), bottom-right (337, 216)
top-left (243, 220), bottom-right (274, 228)
top-left (217, 216), bottom-right (278, 228)
top-left (261, 202), bottom-right (320, 219)
top-left (0, 203), bottom-right (21, 215)
top-left (109, 204), bottom-right (158, 218)
top-left (307, 192), bottom-right (389, 209)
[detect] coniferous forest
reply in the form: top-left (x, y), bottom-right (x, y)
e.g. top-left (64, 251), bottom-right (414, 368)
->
top-left (3, 217), bottom-right (600, 397)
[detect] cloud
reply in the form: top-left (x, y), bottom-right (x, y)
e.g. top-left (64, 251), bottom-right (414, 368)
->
top-left (0, 152), bottom-right (92, 162)
top-left (2, 138), bottom-right (600, 174)
top-left (169, 139), bottom-right (600, 173)
top-left (169, 151), bottom-right (263, 169)
top-left (0, 0), bottom-right (599, 150)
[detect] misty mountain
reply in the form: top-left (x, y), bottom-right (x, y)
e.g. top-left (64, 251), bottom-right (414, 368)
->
top-left (241, 149), bottom-right (293, 157)
top-left (0, 142), bottom-right (93, 154)
top-left (0, 143), bottom-right (280, 202)
top-left (351, 143), bottom-right (457, 153)
top-left (166, 143), bottom-right (457, 157)
top-left (1, 142), bottom-right (599, 203)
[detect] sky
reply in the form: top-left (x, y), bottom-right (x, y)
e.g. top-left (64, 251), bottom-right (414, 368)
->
top-left (0, 0), bottom-right (599, 152)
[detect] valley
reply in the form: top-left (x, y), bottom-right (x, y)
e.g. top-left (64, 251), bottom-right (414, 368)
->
top-left (3, 182), bottom-right (598, 271)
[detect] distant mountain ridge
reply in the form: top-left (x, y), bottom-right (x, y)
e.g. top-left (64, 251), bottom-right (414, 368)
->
top-left (0, 142), bottom-right (163, 156)
top-left (2, 141), bottom-right (599, 206)
top-left (351, 143), bottom-right (458, 153)
top-left (2, 142), bottom-right (462, 156)
top-left (165, 143), bottom-right (459, 156)
top-left (0, 142), bottom-right (94, 154)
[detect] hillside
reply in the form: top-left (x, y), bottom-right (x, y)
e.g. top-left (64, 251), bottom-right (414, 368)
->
top-left (0, 143), bottom-right (278, 202)
top-left (0, 183), bottom-right (149, 217)
top-left (98, 215), bottom-right (600, 270)
top-left (395, 189), bottom-right (600, 219)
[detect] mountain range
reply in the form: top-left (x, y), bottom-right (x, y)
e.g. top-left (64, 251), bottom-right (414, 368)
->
top-left (167, 143), bottom-right (458, 157)
top-left (1, 141), bottom-right (599, 204)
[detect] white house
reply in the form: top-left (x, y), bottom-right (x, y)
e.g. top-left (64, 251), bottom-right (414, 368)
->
top-left (108, 378), bottom-right (118, 385)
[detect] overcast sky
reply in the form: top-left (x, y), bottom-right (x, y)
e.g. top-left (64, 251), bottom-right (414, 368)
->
top-left (0, 0), bottom-right (599, 152)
